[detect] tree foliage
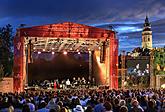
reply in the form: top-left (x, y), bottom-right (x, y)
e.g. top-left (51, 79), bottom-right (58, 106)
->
top-left (0, 24), bottom-right (13, 78)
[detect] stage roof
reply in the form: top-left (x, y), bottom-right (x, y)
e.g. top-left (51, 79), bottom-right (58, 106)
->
top-left (16, 22), bottom-right (116, 52)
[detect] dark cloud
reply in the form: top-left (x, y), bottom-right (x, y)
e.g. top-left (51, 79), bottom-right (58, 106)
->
top-left (0, 0), bottom-right (165, 51)
top-left (1, 0), bottom-right (165, 23)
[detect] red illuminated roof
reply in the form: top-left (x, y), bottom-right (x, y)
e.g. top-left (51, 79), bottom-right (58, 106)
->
top-left (18, 22), bottom-right (115, 39)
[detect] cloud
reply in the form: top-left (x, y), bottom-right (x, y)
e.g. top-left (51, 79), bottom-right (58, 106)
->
top-left (0, 0), bottom-right (165, 52)
top-left (1, 0), bottom-right (165, 24)
top-left (96, 18), bottom-right (165, 51)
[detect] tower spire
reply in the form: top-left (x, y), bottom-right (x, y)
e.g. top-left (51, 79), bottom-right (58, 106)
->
top-left (142, 16), bottom-right (152, 49)
top-left (145, 15), bottom-right (149, 23)
top-left (143, 15), bottom-right (151, 28)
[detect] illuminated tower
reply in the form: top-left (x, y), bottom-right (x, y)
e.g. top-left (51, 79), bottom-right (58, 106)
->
top-left (142, 16), bottom-right (152, 49)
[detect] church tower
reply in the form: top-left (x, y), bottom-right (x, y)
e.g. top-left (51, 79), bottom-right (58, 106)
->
top-left (142, 16), bottom-right (152, 49)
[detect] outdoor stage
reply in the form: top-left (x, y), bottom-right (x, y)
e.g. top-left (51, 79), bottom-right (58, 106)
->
top-left (14, 22), bottom-right (118, 92)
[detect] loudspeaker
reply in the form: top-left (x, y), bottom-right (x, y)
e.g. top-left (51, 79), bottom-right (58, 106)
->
top-left (27, 40), bottom-right (33, 63)
top-left (100, 41), bottom-right (106, 63)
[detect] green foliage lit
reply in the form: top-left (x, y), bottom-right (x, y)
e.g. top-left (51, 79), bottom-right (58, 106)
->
top-left (154, 49), bottom-right (165, 75)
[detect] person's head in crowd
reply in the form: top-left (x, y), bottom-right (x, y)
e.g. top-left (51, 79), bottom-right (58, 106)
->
top-left (38, 101), bottom-right (47, 109)
top-left (131, 100), bottom-right (143, 112)
top-left (47, 99), bottom-right (60, 111)
top-left (131, 100), bottom-right (139, 108)
top-left (119, 99), bottom-right (126, 106)
top-left (99, 98), bottom-right (104, 103)
top-left (73, 105), bottom-right (84, 112)
top-left (148, 99), bottom-right (156, 108)
top-left (75, 98), bottom-right (81, 105)
top-left (49, 109), bottom-right (56, 112)
top-left (8, 105), bottom-right (14, 112)
top-left (119, 106), bottom-right (128, 112)
top-left (60, 107), bottom-right (68, 112)
top-left (57, 101), bottom-right (63, 108)
top-left (22, 104), bottom-right (30, 112)
top-left (26, 98), bottom-right (31, 103)
top-left (85, 105), bottom-right (93, 112)
top-left (127, 97), bottom-right (132, 104)
top-left (103, 101), bottom-right (112, 112)
top-left (113, 98), bottom-right (120, 106)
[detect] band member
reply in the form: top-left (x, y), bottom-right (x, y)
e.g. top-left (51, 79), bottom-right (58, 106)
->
top-left (56, 79), bottom-right (59, 89)
top-left (54, 80), bottom-right (57, 90)
top-left (61, 79), bottom-right (66, 89)
top-left (92, 77), bottom-right (95, 87)
top-left (81, 77), bottom-right (86, 88)
top-left (72, 77), bottom-right (77, 88)
top-left (88, 76), bottom-right (91, 88)
top-left (51, 81), bottom-right (54, 88)
top-left (77, 77), bottom-right (81, 87)
top-left (66, 79), bottom-right (71, 88)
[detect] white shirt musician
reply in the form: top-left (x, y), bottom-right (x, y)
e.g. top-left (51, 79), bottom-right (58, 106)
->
top-left (66, 79), bottom-right (71, 88)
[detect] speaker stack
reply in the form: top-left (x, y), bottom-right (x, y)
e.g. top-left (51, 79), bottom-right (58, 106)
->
top-left (100, 41), bottom-right (106, 63)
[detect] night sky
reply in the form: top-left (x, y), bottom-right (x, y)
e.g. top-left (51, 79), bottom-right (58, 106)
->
top-left (0, 0), bottom-right (165, 52)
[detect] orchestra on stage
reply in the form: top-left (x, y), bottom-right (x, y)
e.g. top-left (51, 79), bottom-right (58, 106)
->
top-left (27, 76), bottom-right (96, 90)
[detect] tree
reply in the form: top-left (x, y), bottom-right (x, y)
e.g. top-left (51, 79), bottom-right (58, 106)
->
top-left (0, 24), bottom-right (13, 77)
top-left (0, 65), bottom-right (4, 80)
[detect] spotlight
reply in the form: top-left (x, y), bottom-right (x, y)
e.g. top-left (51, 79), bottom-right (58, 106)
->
top-left (99, 47), bottom-right (101, 50)
top-left (77, 49), bottom-right (79, 52)
top-left (52, 48), bottom-right (55, 50)
top-left (88, 48), bottom-right (90, 51)
top-left (43, 49), bottom-right (45, 51)
top-left (63, 51), bottom-right (67, 55)
top-left (33, 47), bottom-right (36, 50)
top-left (52, 52), bottom-right (55, 55)
top-left (78, 52), bottom-right (81, 55)
top-left (38, 51), bottom-right (41, 54)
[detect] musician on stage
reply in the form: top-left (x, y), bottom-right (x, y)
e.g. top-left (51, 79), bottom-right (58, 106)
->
top-left (54, 80), bottom-right (57, 90)
top-left (81, 77), bottom-right (86, 88)
top-left (66, 79), bottom-right (71, 89)
top-left (61, 79), bottom-right (66, 89)
top-left (77, 77), bottom-right (81, 88)
top-left (51, 80), bottom-right (54, 88)
top-left (72, 77), bottom-right (77, 88)
top-left (88, 76), bottom-right (91, 88)
top-left (92, 77), bottom-right (95, 87)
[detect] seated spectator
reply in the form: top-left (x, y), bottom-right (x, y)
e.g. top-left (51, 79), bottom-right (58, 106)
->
top-left (119, 106), bottom-right (128, 112)
top-left (119, 99), bottom-right (126, 107)
top-left (85, 105), bottom-right (93, 112)
top-left (26, 98), bottom-right (35, 112)
top-left (94, 98), bottom-right (104, 112)
top-left (37, 101), bottom-right (49, 112)
top-left (130, 100), bottom-right (144, 112)
top-left (146, 100), bottom-right (157, 112)
top-left (46, 99), bottom-right (60, 112)
top-left (61, 107), bottom-right (68, 112)
top-left (73, 105), bottom-right (84, 112)
top-left (103, 101), bottom-right (113, 112)
top-left (113, 98), bottom-right (120, 112)
top-left (22, 104), bottom-right (30, 112)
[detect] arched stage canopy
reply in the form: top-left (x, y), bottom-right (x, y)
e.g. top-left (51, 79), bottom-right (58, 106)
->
top-left (14, 22), bottom-right (118, 92)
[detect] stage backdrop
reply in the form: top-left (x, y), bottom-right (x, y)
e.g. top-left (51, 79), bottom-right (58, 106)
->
top-left (28, 52), bottom-right (89, 82)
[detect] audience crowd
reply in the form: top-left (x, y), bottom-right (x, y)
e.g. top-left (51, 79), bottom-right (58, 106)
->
top-left (0, 89), bottom-right (164, 112)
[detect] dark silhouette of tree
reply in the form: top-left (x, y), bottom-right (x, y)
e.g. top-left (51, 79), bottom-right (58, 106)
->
top-left (0, 24), bottom-right (13, 78)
